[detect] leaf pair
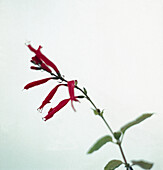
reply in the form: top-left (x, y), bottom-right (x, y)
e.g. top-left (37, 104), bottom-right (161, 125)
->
top-left (104, 160), bottom-right (153, 170)
top-left (88, 113), bottom-right (153, 154)
top-left (87, 113), bottom-right (154, 169)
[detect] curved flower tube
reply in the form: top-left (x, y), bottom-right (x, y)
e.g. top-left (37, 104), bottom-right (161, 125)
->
top-left (24, 77), bottom-right (54, 90)
top-left (43, 98), bottom-right (70, 121)
top-left (38, 83), bottom-right (67, 111)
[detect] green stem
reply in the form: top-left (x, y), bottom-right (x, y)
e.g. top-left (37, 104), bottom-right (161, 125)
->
top-left (100, 115), bottom-right (114, 136)
top-left (75, 86), bottom-right (98, 110)
top-left (100, 115), bottom-right (130, 169)
top-left (51, 73), bottom-right (131, 169)
top-left (118, 143), bottom-right (128, 167)
top-left (75, 85), bottom-right (130, 168)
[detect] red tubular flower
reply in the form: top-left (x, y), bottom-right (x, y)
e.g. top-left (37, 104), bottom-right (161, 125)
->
top-left (38, 83), bottom-right (66, 111)
top-left (37, 47), bottom-right (60, 75)
top-left (27, 44), bottom-right (60, 75)
top-left (68, 80), bottom-right (79, 111)
top-left (24, 77), bottom-right (53, 90)
top-left (43, 99), bottom-right (70, 121)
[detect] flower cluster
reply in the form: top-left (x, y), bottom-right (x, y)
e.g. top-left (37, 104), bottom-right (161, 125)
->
top-left (24, 43), bottom-right (80, 121)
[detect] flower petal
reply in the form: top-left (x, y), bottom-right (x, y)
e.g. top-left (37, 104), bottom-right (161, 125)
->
top-left (24, 77), bottom-right (53, 90)
top-left (38, 83), bottom-right (66, 111)
top-left (43, 99), bottom-right (70, 121)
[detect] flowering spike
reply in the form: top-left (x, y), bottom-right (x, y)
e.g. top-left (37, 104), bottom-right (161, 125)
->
top-left (38, 84), bottom-right (66, 110)
top-left (43, 99), bottom-right (70, 121)
top-left (26, 44), bottom-right (60, 75)
top-left (24, 77), bottom-right (53, 90)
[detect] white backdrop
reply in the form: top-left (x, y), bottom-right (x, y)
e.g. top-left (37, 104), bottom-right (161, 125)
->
top-left (0, 0), bottom-right (163, 169)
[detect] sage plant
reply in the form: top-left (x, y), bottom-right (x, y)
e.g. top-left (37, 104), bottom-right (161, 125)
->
top-left (24, 43), bottom-right (154, 170)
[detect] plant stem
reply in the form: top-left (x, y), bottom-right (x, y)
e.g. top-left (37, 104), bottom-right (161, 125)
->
top-left (52, 73), bottom-right (131, 169)
top-left (100, 115), bottom-right (130, 169)
top-left (74, 84), bottom-right (130, 168)
top-left (118, 143), bottom-right (128, 167)
top-left (100, 115), bottom-right (114, 136)
top-left (75, 86), bottom-right (131, 168)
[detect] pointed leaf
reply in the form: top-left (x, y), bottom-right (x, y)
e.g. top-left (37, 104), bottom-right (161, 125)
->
top-left (104, 160), bottom-right (123, 170)
top-left (92, 109), bottom-right (99, 115)
top-left (120, 113), bottom-right (153, 134)
top-left (83, 87), bottom-right (87, 95)
top-left (87, 135), bottom-right (112, 154)
top-left (132, 160), bottom-right (153, 169)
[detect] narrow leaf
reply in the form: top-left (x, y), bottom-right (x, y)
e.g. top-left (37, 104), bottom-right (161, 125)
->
top-left (87, 135), bottom-right (112, 154)
top-left (83, 87), bottom-right (87, 95)
top-left (104, 160), bottom-right (123, 170)
top-left (132, 160), bottom-right (153, 169)
top-left (120, 113), bottom-right (153, 134)
top-left (92, 109), bottom-right (99, 115)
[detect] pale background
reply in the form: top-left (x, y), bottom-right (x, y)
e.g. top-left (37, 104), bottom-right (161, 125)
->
top-left (0, 0), bottom-right (163, 169)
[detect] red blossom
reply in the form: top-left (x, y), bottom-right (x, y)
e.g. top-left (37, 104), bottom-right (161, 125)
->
top-left (43, 99), bottom-right (70, 121)
top-left (38, 83), bottom-right (66, 111)
top-left (27, 44), bottom-right (60, 75)
top-left (42, 80), bottom-right (80, 121)
top-left (24, 77), bottom-right (53, 90)
top-left (68, 80), bottom-right (79, 111)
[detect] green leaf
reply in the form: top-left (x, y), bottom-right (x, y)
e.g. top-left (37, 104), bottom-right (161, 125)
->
top-left (87, 135), bottom-right (112, 154)
top-left (104, 160), bottom-right (123, 170)
top-left (83, 87), bottom-right (87, 95)
top-left (100, 109), bottom-right (104, 116)
top-left (92, 109), bottom-right (99, 115)
top-left (113, 131), bottom-right (121, 140)
top-left (92, 109), bottom-right (104, 116)
top-left (120, 113), bottom-right (153, 134)
top-left (132, 160), bottom-right (153, 169)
